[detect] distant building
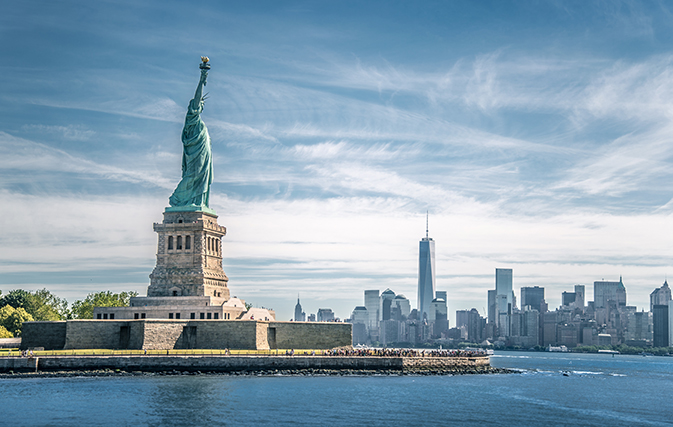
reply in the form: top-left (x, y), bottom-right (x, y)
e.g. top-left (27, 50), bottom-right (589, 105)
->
top-left (560, 285), bottom-right (584, 310)
top-left (487, 289), bottom-right (497, 325)
top-left (380, 319), bottom-right (399, 346)
top-left (364, 290), bottom-right (380, 338)
top-left (557, 323), bottom-right (579, 347)
top-left (574, 285), bottom-right (585, 309)
top-left (429, 298), bottom-right (448, 337)
top-left (393, 295), bottom-right (411, 319)
top-left (307, 313), bottom-right (316, 322)
top-left (508, 307), bottom-right (539, 348)
top-left (562, 291), bottom-right (576, 307)
top-left (317, 308), bottom-right (335, 322)
top-left (351, 306), bottom-right (368, 324)
top-left (294, 296), bottom-right (305, 322)
top-left (542, 311), bottom-right (558, 346)
top-left (456, 310), bottom-right (470, 329)
top-left (381, 289), bottom-right (396, 321)
top-left (669, 301), bottom-right (673, 347)
top-left (597, 333), bottom-right (613, 346)
top-left (436, 291), bottom-right (447, 301)
top-left (521, 286), bottom-right (544, 311)
top-left (652, 304), bottom-right (669, 347)
top-left (594, 278), bottom-right (626, 309)
top-left (466, 308), bottom-right (484, 343)
top-left (417, 216), bottom-right (436, 321)
top-left (495, 268), bottom-right (513, 336)
top-left (650, 281), bottom-right (672, 312)
top-left (625, 310), bottom-right (652, 343)
top-left (351, 306), bottom-right (369, 344)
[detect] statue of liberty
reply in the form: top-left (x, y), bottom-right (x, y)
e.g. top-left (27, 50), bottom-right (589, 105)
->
top-left (167, 57), bottom-right (214, 213)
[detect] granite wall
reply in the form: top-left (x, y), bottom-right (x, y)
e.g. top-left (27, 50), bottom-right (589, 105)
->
top-left (20, 322), bottom-right (67, 350)
top-left (270, 322), bottom-right (352, 349)
top-left (20, 320), bottom-right (352, 351)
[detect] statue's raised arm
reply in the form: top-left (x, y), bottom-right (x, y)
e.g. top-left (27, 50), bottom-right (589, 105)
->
top-left (167, 57), bottom-right (214, 213)
top-left (192, 69), bottom-right (208, 108)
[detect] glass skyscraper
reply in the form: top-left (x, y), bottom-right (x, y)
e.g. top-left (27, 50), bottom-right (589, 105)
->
top-left (417, 223), bottom-right (436, 321)
top-left (495, 268), bottom-right (513, 335)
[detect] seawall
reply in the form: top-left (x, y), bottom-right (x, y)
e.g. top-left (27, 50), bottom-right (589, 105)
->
top-left (0, 355), bottom-right (490, 374)
top-left (21, 320), bottom-right (352, 351)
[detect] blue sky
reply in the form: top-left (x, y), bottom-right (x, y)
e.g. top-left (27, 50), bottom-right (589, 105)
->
top-left (2, 0), bottom-right (673, 321)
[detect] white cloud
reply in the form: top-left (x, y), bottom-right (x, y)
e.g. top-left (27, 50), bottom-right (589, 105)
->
top-left (554, 124), bottom-right (673, 196)
top-left (576, 55), bottom-right (673, 123)
top-left (0, 132), bottom-right (174, 189)
top-left (21, 124), bottom-right (95, 141)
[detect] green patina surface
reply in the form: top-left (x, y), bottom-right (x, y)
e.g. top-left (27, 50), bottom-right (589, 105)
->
top-left (164, 205), bottom-right (217, 215)
top-left (168, 61), bottom-right (214, 214)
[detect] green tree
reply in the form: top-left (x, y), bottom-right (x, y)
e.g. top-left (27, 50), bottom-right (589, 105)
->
top-left (0, 289), bottom-right (68, 321)
top-left (70, 291), bottom-right (138, 319)
top-left (24, 288), bottom-right (68, 321)
top-left (0, 289), bottom-right (31, 310)
top-left (0, 305), bottom-right (34, 336)
top-left (0, 325), bottom-right (12, 338)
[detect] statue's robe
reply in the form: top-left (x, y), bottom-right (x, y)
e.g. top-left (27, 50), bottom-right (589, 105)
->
top-left (169, 98), bottom-right (213, 208)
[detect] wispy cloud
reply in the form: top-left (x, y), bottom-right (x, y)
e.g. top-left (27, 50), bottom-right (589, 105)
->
top-left (554, 124), bottom-right (673, 197)
top-left (3, 0), bottom-right (673, 320)
top-left (21, 124), bottom-right (95, 141)
top-left (575, 55), bottom-right (673, 123)
top-left (0, 132), bottom-right (174, 190)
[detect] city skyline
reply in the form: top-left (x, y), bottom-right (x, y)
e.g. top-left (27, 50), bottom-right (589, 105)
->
top-left (4, 2), bottom-right (673, 320)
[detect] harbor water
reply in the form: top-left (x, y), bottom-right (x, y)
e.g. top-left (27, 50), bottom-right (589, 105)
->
top-left (1, 351), bottom-right (671, 426)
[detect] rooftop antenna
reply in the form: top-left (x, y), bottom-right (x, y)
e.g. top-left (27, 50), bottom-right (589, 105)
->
top-left (426, 211), bottom-right (429, 239)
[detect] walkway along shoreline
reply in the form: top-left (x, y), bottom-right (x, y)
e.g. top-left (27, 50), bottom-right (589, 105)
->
top-left (0, 355), bottom-right (511, 375)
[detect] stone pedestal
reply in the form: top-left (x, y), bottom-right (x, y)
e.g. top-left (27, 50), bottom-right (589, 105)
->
top-left (148, 210), bottom-right (229, 301)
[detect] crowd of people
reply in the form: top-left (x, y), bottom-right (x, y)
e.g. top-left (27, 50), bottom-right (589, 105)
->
top-left (2, 348), bottom-right (486, 358)
top-left (319, 348), bottom-right (487, 357)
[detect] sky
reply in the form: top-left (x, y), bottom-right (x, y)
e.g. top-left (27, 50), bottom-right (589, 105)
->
top-left (2, 0), bottom-right (673, 321)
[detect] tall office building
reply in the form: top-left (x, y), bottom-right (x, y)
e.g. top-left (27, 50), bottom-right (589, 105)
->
top-left (351, 306), bottom-right (369, 345)
top-left (417, 214), bottom-right (436, 321)
top-left (430, 297), bottom-right (448, 337)
top-left (562, 291), bottom-right (577, 306)
top-left (495, 268), bottom-right (513, 334)
top-left (594, 278), bottom-right (627, 309)
top-left (496, 269), bottom-right (513, 306)
top-left (650, 280), bottom-right (672, 312)
top-left (521, 286), bottom-right (544, 311)
top-left (625, 310), bottom-right (652, 342)
top-left (364, 290), bottom-right (380, 335)
top-left (466, 308), bottom-right (484, 343)
top-left (436, 291), bottom-right (447, 301)
top-left (393, 295), bottom-right (411, 319)
top-left (653, 304), bottom-right (669, 347)
top-left (496, 294), bottom-right (510, 336)
top-left (487, 289), bottom-right (496, 324)
top-left (456, 310), bottom-right (470, 329)
top-left (669, 301), bottom-right (673, 347)
top-left (381, 289), bottom-right (396, 321)
top-left (574, 285), bottom-right (585, 309)
top-left (294, 296), bottom-right (305, 322)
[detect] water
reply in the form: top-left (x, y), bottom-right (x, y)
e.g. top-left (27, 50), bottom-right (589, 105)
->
top-left (1, 351), bottom-right (672, 426)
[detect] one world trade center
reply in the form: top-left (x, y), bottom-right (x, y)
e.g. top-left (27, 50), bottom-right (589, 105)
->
top-left (417, 214), bottom-right (436, 321)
